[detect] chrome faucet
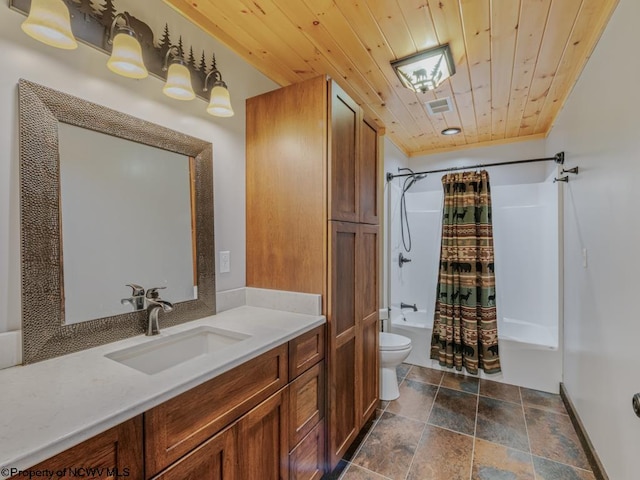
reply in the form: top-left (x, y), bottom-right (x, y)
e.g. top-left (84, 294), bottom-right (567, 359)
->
top-left (121, 283), bottom-right (146, 311)
top-left (145, 287), bottom-right (173, 336)
top-left (400, 302), bottom-right (417, 312)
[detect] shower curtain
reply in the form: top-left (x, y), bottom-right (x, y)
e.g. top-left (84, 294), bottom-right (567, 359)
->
top-left (430, 170), bottom-right (501, 374)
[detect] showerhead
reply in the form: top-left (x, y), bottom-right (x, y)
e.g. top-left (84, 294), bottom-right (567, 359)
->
top-left (403, 172), bottom-right (427, 191)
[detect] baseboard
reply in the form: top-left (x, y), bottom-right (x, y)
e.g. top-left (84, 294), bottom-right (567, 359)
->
top-left (559, 383), bottom-right (609, 480)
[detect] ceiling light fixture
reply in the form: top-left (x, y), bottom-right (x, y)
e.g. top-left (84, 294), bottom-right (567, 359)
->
top-left (21, 0), bottom-right (77, 50)
top-left (107, 13), bottom-right (148, 79)
top-left (162, 45), bottom-right (195, 101)
top-left (391, 44), bottom-right (455, 93)
top-left (204, 55), bottom-right (234, 117)
top-left (441, 127), bottom-right (462, 135)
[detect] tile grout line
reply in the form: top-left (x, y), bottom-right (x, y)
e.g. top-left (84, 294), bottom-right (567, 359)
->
top-left (402, 369), bottom-right (443, 480)
top-left (351, 463), bottom-right (394, 480)
top-left (519, 386), bottom-right (538, 480)
top-left (468, 383), bottom-right (480, 480)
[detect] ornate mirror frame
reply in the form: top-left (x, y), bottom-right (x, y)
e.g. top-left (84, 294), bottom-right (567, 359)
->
top-left (18, 79), bottom-right (216, 364)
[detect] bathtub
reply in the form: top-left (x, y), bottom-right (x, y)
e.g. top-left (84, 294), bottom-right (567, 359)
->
top-left (388, 309), bottom-right (561, 392)
top-left (389, 309), bottom-right (433, 367)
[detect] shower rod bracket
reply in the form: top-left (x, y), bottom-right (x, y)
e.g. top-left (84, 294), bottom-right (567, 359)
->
top-left (554, 152), bottom-right (565, 164)
top-left (386, 171), bottom-right (394, 182)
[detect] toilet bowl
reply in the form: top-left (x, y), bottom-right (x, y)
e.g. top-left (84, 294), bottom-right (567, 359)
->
top-left (379, 332), bottom-right (412, 401)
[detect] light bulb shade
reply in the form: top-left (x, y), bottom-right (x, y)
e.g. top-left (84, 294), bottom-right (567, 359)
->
top-left (391, 44), bottom-right (456, 93)
top-left (21, 0), bottom-right (77, 50)
top-left (107, 32), bottom-right (148, 79)
top-left (163, 63), bottom-right (195, 100)
top-left (206, 85), bottom-right (234, 117)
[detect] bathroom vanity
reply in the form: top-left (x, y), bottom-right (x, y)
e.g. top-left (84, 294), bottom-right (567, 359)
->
top-left (0, 307), bottom-right (325, 480)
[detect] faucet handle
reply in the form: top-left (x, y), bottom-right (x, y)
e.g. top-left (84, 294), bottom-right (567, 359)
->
top-left (146, 287), bottom-right (166, 299)
top-left (126, 283), bottom-right (145, 296)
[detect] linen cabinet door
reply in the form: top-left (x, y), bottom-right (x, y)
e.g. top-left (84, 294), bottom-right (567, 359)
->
top-left (359, 117), bottom-right (380, 225)
top-left (329, 82), bottom-right (359, 223)
top-left (152, 425), bottom-right (237, 480)
top-left (237, 389), bottom-right (289, 480)
top-left (357, 224), bottom-right (380, 424)
top-left (327, 221), bottom-right (358, 469)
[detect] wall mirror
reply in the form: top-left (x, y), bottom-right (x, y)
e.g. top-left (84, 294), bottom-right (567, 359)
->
top-left (19, 79), bottom-right (215, 364)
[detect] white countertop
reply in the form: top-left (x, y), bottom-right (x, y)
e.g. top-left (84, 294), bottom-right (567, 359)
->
top-left (0, 306), bottom-right (325, 475)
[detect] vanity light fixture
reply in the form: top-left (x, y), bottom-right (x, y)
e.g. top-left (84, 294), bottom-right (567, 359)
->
top-left (107, 12), bottom-right (148, 79)
top-left (391, 44), bottom-right (455, 93)
top-left (21, 0), bottom-right (77, 50)
top-left (12, 1), bottom-right (235, 119)
top-left (162, 45), bottom-right (195, 101)
top-left (204, 56), bottom-right (234, 117)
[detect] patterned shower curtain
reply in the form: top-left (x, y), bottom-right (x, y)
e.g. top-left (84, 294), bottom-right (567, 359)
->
top-left (430, 170), bottom-right (501, 374)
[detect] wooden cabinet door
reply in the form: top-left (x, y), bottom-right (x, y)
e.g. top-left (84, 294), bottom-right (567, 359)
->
top-left (327, 221), bottom-right (358, 469)
top-left (145, 345), bottom-right (288, 476)
top-left (359, 117), bottom-right (379, 225)
top-left (329, 82), bottom-right (359, 223)
top-left (357, 224), bottom-right (380, 424)
top-left (152, 425), bottom-right (237, 480)
top-left (289, 420), bottom-right (325, 480)
top-left (8, 417), bottom-right (143, 480)
top-left (238, 389), bottom-right (289, 480)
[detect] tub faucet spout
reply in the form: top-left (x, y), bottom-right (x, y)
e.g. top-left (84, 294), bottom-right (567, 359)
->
top-left (400, 302), bottom-right (417, 312)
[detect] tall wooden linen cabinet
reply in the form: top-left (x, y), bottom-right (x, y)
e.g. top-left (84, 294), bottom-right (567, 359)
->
top-left (246, 75), bottom-right (381, 475)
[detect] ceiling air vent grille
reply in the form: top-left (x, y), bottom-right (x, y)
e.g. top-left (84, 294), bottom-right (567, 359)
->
top-left (425, 97), bottom-right (453, 115)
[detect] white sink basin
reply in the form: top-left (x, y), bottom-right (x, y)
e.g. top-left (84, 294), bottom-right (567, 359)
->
top-left (105, 326), bottom-right (251, 375)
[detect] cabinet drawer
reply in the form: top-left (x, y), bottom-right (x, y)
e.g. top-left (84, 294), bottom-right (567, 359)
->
top-left (289, 419), bottom-right (325, 480)
top-left (145, 344), bottom-right (288, 477)
top-left (152, 424), bottom-right (237, 480)
top-left (289, 361), bottom-right (325, 447)
top-left (289, 325), bottom-right (325, 379)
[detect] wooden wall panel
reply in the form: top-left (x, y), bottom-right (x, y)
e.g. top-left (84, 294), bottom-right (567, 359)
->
top-left (246, 76), bottom-right (327, 295)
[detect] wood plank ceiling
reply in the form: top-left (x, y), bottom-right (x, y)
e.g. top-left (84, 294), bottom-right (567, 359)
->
top-left (164, 0), bottom-right (618, 157)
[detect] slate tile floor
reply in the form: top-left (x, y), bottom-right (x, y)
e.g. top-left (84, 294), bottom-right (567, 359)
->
top-left (336, 364), bottom-right (594, 480)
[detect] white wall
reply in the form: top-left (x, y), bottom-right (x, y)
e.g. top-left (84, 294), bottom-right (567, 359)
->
top-left (0, 3), bottom-right (277, 362)
top-left (382, 138), bottom-right (410, 321)
top-left (408, 139), bottom-right (548, 192)
top-left (546, 0), bottom-right (640, 477)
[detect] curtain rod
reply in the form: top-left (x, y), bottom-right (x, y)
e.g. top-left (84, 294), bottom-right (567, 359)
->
top-left (385, 151), bottom-right (565, 182)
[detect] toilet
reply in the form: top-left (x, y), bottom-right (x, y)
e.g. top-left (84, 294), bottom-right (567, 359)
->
top-left (379, 332), bottom-right (412, 401)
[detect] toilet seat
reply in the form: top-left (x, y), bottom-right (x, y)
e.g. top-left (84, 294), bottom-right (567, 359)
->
top-left (379, 332), bottom-right (411, 351)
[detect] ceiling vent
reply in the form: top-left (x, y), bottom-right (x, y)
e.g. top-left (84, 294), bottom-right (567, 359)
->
top-left (425, 97), bottom-right (453, 115)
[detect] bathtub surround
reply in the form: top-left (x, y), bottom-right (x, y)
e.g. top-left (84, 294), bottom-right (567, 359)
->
top-left (387, 145), bottom-right (562, 392)
top-left (431, 170), bottom-right (500, 374)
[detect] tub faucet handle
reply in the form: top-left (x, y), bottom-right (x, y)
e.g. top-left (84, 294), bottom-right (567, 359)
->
top-left (399, 252), bottom-right (412, 268)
